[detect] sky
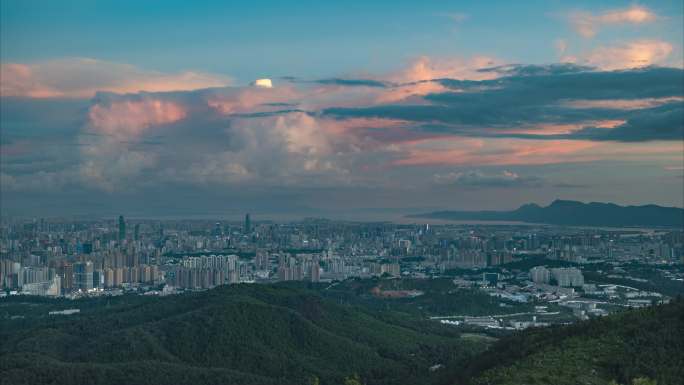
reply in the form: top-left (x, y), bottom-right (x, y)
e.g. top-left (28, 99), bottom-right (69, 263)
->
top-left (1, 0), bottom-right (683, 219)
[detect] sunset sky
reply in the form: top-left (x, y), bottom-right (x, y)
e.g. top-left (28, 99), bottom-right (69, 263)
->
top-left (1, 0), bottom-right (683, 218)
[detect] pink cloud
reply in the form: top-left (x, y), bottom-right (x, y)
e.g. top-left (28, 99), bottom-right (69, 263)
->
top-left (206, 84), bottom-right (301, 115)
top-left (1, 63), bottom-right (63, 98)
top-left (0, 58), bottom-right (231, 98)
top-left (497, 120), bottom-right (625, 136)
top-left (391, 137), bottom-right (683, 167)
top-left (390, 56), bottom-right (500, 83)
top-left (561, 97), bottom-right (684, 110)
top-left (374, 80), bottom-right (449, 104)
top-left (88, 99), bottom-right (186, 136)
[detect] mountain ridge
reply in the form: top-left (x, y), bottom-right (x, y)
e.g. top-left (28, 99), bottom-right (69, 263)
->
top-left (408, 199), bottom-right (684, 227)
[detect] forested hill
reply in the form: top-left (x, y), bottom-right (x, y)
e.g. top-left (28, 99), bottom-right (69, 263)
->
top-left (1, 285), bottom-right (682, 385)
top-left (0, 284), bottom-right (484, 385)
top-left (409, 200), bottom-right (684, 227)
top-left (459, 298), bottom-right (684, 385)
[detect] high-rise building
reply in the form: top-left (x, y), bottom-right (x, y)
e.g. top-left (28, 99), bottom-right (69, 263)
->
top-left (244, 213), bottom-right (251, 234)
top-left (60, 263), bottom-right (73, 292)
top-left (134, 223), bottom-right (140, 241)
top-left (311, 259), bottom-right (320, 282)
top-left (530, 266), bottom-right (550, 284)
top-left (74, 261), bottom-right (94, 291)
top-left (551, 267), bottom-right (584, 287)
top-left (213, 222), bottom-right (222, 236)
top-left (118, 215), bottom-right (126, 241)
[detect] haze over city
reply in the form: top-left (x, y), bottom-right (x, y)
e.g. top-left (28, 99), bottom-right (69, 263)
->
top-left (1, 0), bottom-right (682, 219)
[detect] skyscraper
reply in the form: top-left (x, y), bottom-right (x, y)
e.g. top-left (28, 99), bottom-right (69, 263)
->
top-left (60, 263), bottom-right (73, 293)
top-left (134, 223), bottom-right (140, 241)
top-left (311, 259), bottom-right (320, 282)
top-left (118, 215), bottom-right (126, 241)
top-left (74, 261), bottom-right (93, 291)
top-left (244, 213), bottom-right (251, 234)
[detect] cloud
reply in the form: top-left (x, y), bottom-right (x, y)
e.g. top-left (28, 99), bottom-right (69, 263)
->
top-left (569, 5), bottom-right (657, 38)
top-left (561, 97), bottom-right (684, 110)
top-left (1, 58), bottom-right (682, 205)
top-left (392, 135), bottom-right (682, 168)
top-left (0, 58), bottom-right (231, 98)
top-left (326, 66), bottom-right (684, 142)
top-left (433, 170), bottom-right (543, 188)
top-left (312, 78), bottom-right (388, 88)
top-left (567, 103), bottom-right (684, 141)
top-left (88, 97), bottom-right (187, 137)
top-left (555, 39), bottom-right (568, 57)
top-left (442, 13), bottom-right (469, 23)
top-left (64, 85), bottom-right (383, 192)
top-left (391, 56), bottom-right (500, 83)
top-left (393, 138), bottom-right (599, 167)
top-left (581, 40), bottom-right (674, 70)
top-left (477, 63), bottom-right (593, 76)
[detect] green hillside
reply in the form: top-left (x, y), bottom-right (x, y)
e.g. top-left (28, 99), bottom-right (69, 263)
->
top-left (459, 298), bottom-right (684, 385)
top-left (2, 285), bottom-right (682, 385)
top-left (0, 284), bottom-right (485, 385)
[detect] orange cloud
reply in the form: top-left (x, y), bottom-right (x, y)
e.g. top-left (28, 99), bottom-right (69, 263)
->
top-left (0, 58), bottom-right (231, 98)
top-left (582, 40), bottom-right (673, 70)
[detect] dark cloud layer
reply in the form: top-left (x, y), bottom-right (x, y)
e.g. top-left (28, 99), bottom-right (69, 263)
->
top-left (325, 66), bottom-right (684, 141)
top-left (569, 103), bottom-right (684, 141)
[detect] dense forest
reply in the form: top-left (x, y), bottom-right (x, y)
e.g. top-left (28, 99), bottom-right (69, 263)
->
top-left (1, 284), bottom-right (682, 385)
top-left (0, 284), bottom-right (486, 385)
top-left (459, 298), bottom-right (684, 385)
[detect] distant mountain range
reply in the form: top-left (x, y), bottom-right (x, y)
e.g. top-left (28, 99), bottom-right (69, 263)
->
top-left (409, 200), bottom-right (684, 228)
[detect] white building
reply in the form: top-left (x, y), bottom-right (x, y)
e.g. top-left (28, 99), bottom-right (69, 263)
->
top-left (529, 266), bottom-right (550, 284)
top-left (551, 267), bottom-right (584, 287)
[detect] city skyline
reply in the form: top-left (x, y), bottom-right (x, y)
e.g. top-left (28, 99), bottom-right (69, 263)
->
top-left (1, 0), bottom-right (683, 218)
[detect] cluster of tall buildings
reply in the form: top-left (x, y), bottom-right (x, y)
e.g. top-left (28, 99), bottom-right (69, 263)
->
top-left (1, 215), bottom-right (682, 297)
top-left (529, 266), bottom-right (585, 287)
top-left (169, 254), bottom-right (239, 289)
top-left (276, 254), bottom-right (321, 282)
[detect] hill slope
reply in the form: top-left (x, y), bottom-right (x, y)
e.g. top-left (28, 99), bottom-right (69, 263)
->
top-left (459, 299), bottom-right (684, 385)
top-left (409, 200), bottom-right (684, 227)
top-left (0, 284), bottom-right (484, 385)
top-left (2, 286), bottom-right (682, 385)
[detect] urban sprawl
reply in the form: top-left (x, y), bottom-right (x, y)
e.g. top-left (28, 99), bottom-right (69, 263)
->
top-left (2, 215), bottom-right (683, 329)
